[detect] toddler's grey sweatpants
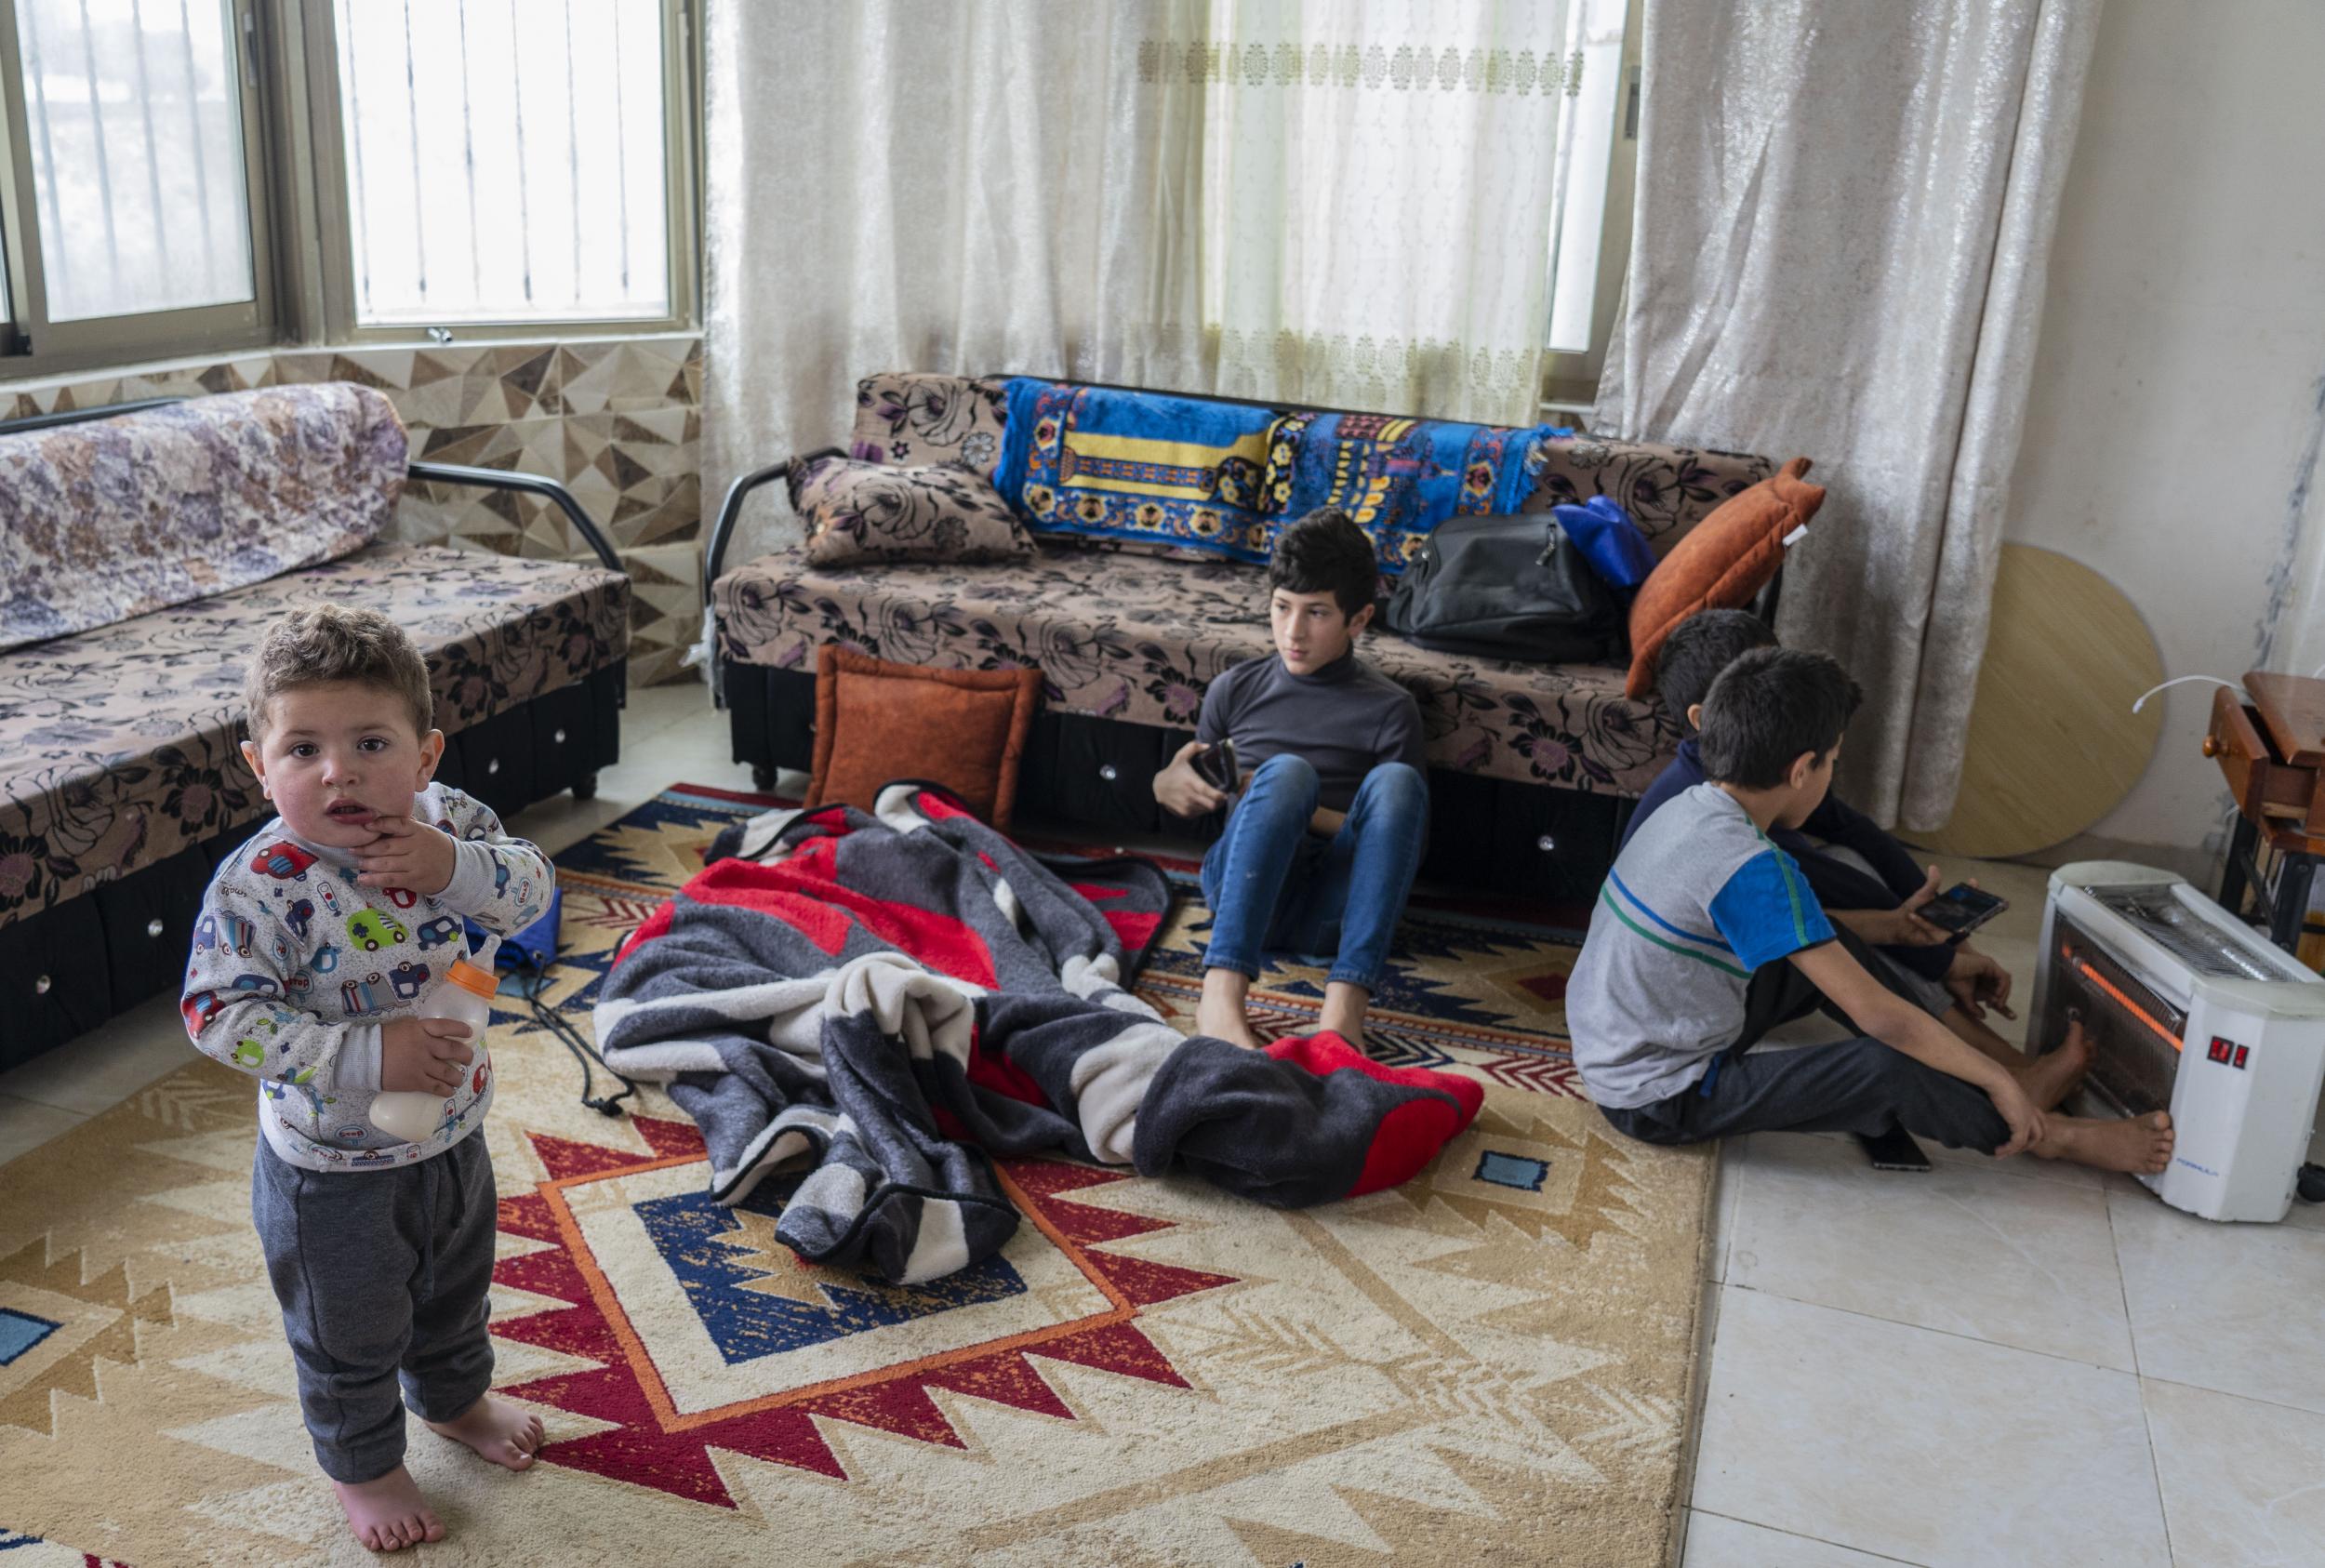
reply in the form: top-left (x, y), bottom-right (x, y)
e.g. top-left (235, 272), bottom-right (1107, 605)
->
top-left (251, 1134), bottom-right (498, 1483)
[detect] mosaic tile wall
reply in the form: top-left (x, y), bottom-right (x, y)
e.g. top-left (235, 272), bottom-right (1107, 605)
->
top-left (0, 335), bottom-right (705, 684)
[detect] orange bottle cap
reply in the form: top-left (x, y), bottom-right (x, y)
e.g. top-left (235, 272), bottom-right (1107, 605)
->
top-left (444, 958), bottom-right (498, 1000)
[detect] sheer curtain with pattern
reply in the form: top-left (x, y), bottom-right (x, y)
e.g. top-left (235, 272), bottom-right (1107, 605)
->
top-left (703, 0), bottom-right (1583, 566)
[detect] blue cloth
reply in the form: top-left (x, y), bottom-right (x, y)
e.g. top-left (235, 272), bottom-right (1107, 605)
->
top-left (994, 378), bottom-right (1278, 561)
top-left (1199, 753), bottom-right (1428, 992)
top-left (1554, 496), bottom-right (1656, 589)
top-left (1625, 740), bottom-right (1953, 983)
top-left (466, 886), bottom-right (561, 971)
top-left (1265, 410), bottom-right (1566, 574)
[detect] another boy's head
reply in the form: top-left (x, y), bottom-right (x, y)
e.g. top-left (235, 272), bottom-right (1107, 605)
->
top-left (1656, 608), bottom-right (1779, 735)
top-left (240, 605), bottom-right (444, 848)
top-left (1696, 646), bottom-right (1862, 828)
top-left (1266, 508), bottom-right (1378, 676)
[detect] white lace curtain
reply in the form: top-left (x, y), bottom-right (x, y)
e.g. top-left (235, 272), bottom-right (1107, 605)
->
top-left (704, 0), bottom-right (1576, 565)
top-left (1136, 0), bottom-right (1575, 419)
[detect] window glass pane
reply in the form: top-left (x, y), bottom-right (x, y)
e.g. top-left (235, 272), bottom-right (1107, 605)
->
top-left (15, 0), bottom-right (255, 324)
top-left (335, 0), bottom-right (671, 326)
top-left (1545, 0), bottom-right (1628, 354)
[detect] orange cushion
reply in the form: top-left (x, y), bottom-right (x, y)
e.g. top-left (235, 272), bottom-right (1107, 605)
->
top-left (1624, 457), bottom-right (1826, 699)
top-left (805, 647), bottom-right (1043, 829)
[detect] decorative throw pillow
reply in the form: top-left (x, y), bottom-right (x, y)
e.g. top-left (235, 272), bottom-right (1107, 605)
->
top-left (787, 449), bottom-right (1035, 568)
top-left (1624, 457), bottom-right (1826, 698)
top-left (805, 647), bottom-right (1043, 829)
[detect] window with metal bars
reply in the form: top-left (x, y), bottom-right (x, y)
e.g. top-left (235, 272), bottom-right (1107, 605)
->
top-left (327, 0), bottom-right (677, 329)
top-left (0, 0), bottom-right (699, 375)
top-left (0, 0), bottom-right (272, 370)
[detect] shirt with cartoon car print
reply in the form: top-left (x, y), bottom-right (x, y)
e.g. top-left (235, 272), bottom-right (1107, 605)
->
top-left (181, 782), bottom-right (553, 1173)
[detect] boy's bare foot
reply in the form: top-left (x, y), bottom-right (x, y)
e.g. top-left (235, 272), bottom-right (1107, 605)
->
top-left (1317, 980), bottom-right (1369, 1054)
top-left (2033, 1110), bottom-right (2174, 1175)
top-left (1197, 967), bottom-right (1267, 1050)
top-left (332, 1466), bottom-right (444, 1553)
top-left (426, 1393), bottom-right (545, 1471)
top-left (1195, 994), bottom-right (1267, 1050)
top-left (2016, 1025), bottom-right (2093, 1110)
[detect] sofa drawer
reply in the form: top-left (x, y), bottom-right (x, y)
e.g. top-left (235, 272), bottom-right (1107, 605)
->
top-left (1423, 769), bottom-right (1499, 889)
top-left (528, 681), bottom-right (601, 798)
top-left (94, 849), bottom-right (216, 1016)
top-left (0, 895), bottom-right (112, 1070)
top-left (452, 707), bottom-right (536, 818)
top-left (1026, 717), bottom-right (1166, 834)
top-left (1485, 783), bottom-right (1619, 905)
top-left (724, 662), bottom-right (817, 773)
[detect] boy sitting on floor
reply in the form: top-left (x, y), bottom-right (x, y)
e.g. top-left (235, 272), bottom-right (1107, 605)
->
top-left (1570, 644), bottom-right (2174, 1172)
top-left (1152, 508), bottom-right (1428, 1052)
top-left (1630, 608), bottom-right (2030, 1079)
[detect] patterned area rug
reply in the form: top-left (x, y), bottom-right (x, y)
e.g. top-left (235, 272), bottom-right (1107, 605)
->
top-left (0, 784), bottom-right (1711, 1566)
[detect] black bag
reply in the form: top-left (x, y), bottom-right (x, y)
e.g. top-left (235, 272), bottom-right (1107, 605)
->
top-left (1380, 513), bottom-right (1628, 663)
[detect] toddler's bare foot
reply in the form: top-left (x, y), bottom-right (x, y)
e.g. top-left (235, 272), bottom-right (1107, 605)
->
top-left (1195, 994), bottom-right (1267, 1050)
top-left (2017, 1027), bottom-right (2092, 1110)
top-left (426, 1393), bottom-right (545, 1471)
top-left (2035, 1110), bottom-right (2174, 1175)
top-left (332, 1466), bottom-right (444, 1553)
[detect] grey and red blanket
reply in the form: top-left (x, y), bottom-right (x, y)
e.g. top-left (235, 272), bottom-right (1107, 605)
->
top-left (594, 783), bottom-right (1481, 1283)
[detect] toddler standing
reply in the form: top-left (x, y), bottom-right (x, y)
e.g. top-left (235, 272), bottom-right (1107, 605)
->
top-left (183, 605), bottom-right (555, 1552)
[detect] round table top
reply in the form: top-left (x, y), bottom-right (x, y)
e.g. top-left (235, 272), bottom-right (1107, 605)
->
top-left (1902, 542), bottom-right (2164, 861)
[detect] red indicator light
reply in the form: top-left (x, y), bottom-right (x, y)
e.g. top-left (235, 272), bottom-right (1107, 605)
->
top-left (2234, 1045), bottom-right (2250, 1070)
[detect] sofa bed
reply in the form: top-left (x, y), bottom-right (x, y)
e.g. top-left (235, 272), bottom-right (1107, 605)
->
top-left (0, 385), bottom-right (631, 1069)
top-left (708, 373), bottom-right (1787, 902)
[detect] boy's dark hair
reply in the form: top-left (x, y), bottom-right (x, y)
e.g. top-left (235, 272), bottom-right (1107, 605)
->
top-left (1655, 608), bottom-right (1780, 730)
top-left (1267, 508), bottom-right (1379, 618)
top-left (1696, 646), bottom-right (1863, 790)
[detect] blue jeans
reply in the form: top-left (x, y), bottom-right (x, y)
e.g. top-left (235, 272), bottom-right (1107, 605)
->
top-left (1198, 754), bottom-right (1428, 992)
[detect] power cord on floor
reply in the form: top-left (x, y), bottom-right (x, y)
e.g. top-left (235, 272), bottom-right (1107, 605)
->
top-left (508, 959), bottom-right (636, 1117)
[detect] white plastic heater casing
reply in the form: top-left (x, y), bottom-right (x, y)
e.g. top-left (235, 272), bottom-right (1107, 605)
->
top-left (2030, 862), bottom-right (2325, 1222)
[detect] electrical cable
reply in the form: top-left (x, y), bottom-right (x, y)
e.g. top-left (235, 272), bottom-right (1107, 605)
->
top-left (2131, 673), bottom-right (2247, 714)
top-left (510, 958), bottom-right (636, 1117)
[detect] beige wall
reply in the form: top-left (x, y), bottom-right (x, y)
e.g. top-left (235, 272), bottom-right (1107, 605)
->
top-left (2003, 0), bottom-right (2325, 862)
top-left (0, 335), bottom-right (705, 684)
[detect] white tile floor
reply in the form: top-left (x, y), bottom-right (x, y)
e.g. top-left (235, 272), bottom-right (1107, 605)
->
top-left (6, 680), bottom-right (2321, 1567)
top-left (1684, 855), bottom-right (2325, 1568)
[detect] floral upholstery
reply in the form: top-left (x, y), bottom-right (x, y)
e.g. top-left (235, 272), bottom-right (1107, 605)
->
top-left (0, 384), bottom-right (407, 653)
top-left (714, 544), bottom-right (1675, 798)
top-left (850, 374), bottom-right (1009, 474)
top-left (789, 451), bottom-right (1034, 566)
top-left (0, 542), bottom-right (628, 927)
top-left (1523, 434), bottom-right (1778, 555)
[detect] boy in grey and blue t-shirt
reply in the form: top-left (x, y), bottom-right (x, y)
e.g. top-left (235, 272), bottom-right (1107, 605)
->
top-left (1568, 646), bottom-right (2176, 1177)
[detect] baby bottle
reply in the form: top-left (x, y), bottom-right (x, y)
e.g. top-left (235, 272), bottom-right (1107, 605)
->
top-left (369, 957), bottom-right (496, 1142)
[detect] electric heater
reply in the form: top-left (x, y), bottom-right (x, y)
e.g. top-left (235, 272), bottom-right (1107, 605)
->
top-left (2030, 862), bottom-right (2325, 1222)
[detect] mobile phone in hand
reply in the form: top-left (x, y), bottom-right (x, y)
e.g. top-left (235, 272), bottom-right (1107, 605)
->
top-left (1920, 883), bottom-right (2007, 939)
top-left (1192, 738), bottom-right (1239, 792)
